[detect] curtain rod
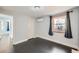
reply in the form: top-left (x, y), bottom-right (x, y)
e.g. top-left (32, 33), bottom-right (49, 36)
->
top-left (67, 10), bottom-right (73, 13)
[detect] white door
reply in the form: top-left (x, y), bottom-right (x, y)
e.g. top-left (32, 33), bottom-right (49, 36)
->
top-left (0, 14), bottom-right (13, 53)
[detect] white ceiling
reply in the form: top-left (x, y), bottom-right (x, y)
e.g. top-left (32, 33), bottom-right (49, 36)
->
top-left (0, 6), bottom-right (75, 18)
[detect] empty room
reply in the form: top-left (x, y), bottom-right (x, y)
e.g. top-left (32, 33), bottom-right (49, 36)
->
top-left (0, 6), bottom-right (79, 53)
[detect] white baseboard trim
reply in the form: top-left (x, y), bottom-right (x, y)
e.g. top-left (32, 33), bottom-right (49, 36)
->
top-left (13, 37), bottom-right (36, 45)
top-left (13, 39), bottom-right (29, 45)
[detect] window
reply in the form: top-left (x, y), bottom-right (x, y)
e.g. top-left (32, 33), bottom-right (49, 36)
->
top-left (0, 14), bottom-right (13, 39)
top-left (52, 15), bottom-right (66, 33)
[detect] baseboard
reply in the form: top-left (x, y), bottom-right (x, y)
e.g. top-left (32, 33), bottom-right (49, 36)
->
top-left (13, 39), bottom-right (28, 45)
top-left (13, 37), bottom-right (36, 45)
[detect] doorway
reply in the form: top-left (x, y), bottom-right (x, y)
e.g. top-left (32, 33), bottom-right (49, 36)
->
top-left (0, 14), bottom-right (13, 53)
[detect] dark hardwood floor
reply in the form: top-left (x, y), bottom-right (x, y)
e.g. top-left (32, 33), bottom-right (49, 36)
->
top-left (13, 37), bottom-right (71, 53)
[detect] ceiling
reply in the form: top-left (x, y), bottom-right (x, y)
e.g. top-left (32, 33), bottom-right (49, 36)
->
top-left (0, 6), bottom-right (76, 18)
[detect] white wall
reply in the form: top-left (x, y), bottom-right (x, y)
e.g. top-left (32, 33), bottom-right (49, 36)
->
top-left (0, 10), bottom-right (35, 44)
top-left (77, 8), bottom-right (79, 47)
top-left (35, 7), bottom-right (79, 49)
top-left (13, 15), bottom-right (35, 44)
